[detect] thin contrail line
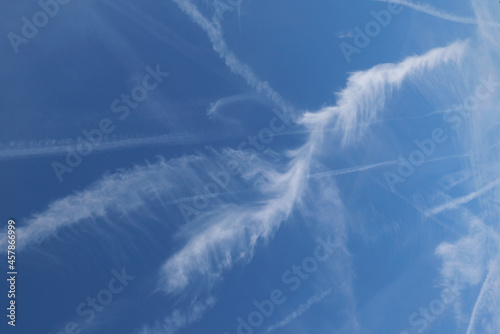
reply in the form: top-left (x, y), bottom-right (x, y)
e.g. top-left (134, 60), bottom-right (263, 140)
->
top-left (0, 134), bottom-right (214, 161)
top-left (425, 178), bottom-right (500, 217)
top-left (376, 0), bottom-right (500, 27)
top-left (368, 174), bottom-right (462, 235)
top-left (266, 289), bottom-right (333, 333)
top-left (465, 267), bottom-right (494, 334)
top-left (207, 93), bottom-right (264, 116)
top-left (311, 160), bottom-right (400, 178)
top-left (165, 160), bottom-right (403, 207)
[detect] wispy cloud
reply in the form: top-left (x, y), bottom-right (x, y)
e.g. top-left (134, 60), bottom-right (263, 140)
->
top-left (1, 4), bottom-right (476, 331)
top-left (158, 144), bottom-right (315, 294)
top-left (2, 40), bottom-right (470, 332)
top-left (435, 217), bottom-right (500, 331)
top-left (436, 220), bottom-right (494, 287)
top-left (0, 153), bottom-right (227, 251)
top-left (149, 40), bottom-right (467, 334)
top-left (300, 40), bottom-right (468, 146)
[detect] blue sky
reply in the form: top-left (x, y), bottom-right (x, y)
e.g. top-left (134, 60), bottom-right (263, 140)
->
top-left (1, 0), bottom-right (500, 333)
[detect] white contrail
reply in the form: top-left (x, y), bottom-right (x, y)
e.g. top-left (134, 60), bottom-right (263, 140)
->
top-left (425, 178), bottom-right (500, 217)
top-left (376, 0), bottom-right (500, 27)
top-left (376, 0), bottom-right (476, 24)
top-left (207, 93), bottom-right (264, 116)
top-left (266, 289), bottom-right (333, 333)
top-left (167, 160), bottom-right (402, 206)
top-left (171, 0), bottom-right (294, 123)
top-left (465, 267), bottom-right (495, 334)
top-left (0, 133), bottom-right (211, 161)
top-left (311, 160), bottom-right (400, 178)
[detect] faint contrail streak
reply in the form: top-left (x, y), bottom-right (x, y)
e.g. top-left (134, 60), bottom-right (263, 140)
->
top-left (311, 160), bottom-right (400, 178)
top-left (266, 289), bottom-right (333, 333)
top-left (425, 178), bottom-right (500, 217)
top-left (207, 93), bottom-right (264, 116)
top-left (0, 134), bottom-right (212, 161)
top-left (376, 0), bottom-right (500, 27)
